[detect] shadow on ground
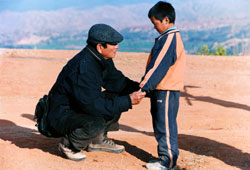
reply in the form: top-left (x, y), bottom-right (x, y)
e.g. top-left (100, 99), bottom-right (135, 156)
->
top-left (0, 114), bottom-right (249, 170)
top-left (181, 85), bottom-right (250, 111)
top-left (0, 115), bottom-right (156, 164)
top-left (0, 118), bottom-right (60, 156)
top-left (119, 124), bottom-right (250, 170)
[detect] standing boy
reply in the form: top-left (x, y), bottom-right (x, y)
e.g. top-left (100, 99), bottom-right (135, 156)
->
top-left (140, 1), bottom-right (186, 170)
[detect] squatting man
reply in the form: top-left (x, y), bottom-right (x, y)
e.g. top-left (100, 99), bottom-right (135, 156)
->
top-left (46, 23), bottom-right (146, 161)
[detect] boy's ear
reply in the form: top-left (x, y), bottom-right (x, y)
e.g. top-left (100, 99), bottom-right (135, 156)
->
top-left (163, 17), bottom-right (170, 24)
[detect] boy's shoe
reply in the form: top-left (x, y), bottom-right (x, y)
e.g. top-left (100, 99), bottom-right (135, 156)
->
top-left (58, 143), bottom-right (86, 161)
top-left (146, 160), bottom-right (176, 170)
top-left (87, 137), bottom-right (125, 153)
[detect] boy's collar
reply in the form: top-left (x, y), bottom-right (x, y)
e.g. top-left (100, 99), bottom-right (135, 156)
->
top-left (161, 26), bottom-right (177, 35)
top-left (157, 26), bottom-right (179, 40)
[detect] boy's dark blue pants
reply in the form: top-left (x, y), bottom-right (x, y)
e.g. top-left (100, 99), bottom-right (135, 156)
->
top-left (150, 90), bottom-right (180, 168)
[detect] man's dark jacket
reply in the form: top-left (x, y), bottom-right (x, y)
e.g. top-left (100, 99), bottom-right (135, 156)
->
top-left (47, 45), bottom-right (139, 135)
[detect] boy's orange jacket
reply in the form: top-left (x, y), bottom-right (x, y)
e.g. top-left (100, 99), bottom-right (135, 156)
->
top-left (140, 29), bottom-right (186, 92)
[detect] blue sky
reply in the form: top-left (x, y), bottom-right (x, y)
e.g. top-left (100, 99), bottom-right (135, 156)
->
top-left (0, 0), bottom-right (160, 11)
top-left (1, 0), bottom-right (249, 19)
top-left (0, 0), bottom-right (249, 54)
top-left (1, 0), bottom-right (249, 33)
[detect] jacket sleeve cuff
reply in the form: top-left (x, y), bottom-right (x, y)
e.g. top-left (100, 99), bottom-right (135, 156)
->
top-left (119, 95), bottom-right (132, 113)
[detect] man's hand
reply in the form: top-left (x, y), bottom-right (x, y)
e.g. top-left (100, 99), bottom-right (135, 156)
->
top-left (129, 89), bottom-right (146, 105)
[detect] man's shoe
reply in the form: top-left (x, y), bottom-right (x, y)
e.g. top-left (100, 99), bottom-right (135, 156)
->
top-left (146, 160), bottom-right (176, 170)
top-left (87, 137), bottom-right (125, 153)
top-left (58, 143), bottom-right (86, 161)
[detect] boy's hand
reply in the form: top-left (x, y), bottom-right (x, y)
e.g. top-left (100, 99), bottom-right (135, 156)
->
top-left (130, 89), bottom-right (146, 105)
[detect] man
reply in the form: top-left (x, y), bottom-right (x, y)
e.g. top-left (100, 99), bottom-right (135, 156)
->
top-left (46, 24), bottom-right (145, 161)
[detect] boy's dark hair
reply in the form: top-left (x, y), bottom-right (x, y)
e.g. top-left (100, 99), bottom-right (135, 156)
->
top-left (148, 1), bottom-right (175, 23)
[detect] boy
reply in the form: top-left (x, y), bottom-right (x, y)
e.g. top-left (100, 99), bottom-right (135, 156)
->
top-left (140, 1), bottom-right (186, 170)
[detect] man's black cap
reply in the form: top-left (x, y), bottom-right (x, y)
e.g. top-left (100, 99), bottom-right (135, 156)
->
top-left (87, 24), bottom-right (123, 44)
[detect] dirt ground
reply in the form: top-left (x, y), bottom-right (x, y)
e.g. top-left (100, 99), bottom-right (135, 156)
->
top-left (0, 48), bottom-right (249, 170)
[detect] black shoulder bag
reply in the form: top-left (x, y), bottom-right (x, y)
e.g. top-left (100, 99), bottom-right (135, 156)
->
top-left (34, 94), bottom-right (54, 137)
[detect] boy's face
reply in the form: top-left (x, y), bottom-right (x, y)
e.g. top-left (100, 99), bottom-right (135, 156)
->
top-left (150, 16), bottom-right (170, 34)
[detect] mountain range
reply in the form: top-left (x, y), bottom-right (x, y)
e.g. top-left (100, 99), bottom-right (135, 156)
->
top-left (0, 0), bottom-right (250, 55)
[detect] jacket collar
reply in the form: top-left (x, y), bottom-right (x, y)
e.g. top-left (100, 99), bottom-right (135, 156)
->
top-left (86, 45), bottom-right (102, 61)
top-left (86, 45), bottom-right (108, 69)
top-left (157, 27), bottom-right (179, 40)
top-left (161, 26), bottom-right (177, 35)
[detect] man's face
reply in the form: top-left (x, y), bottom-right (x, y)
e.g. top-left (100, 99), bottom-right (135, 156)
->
top-left (99, 44), bottom-right (119, 60)
top-left (150, 16), bottom-right (169, 34)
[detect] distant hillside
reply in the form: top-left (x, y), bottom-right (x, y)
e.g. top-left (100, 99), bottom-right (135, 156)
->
top-left (0, 1), bottom-right (250, 55)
